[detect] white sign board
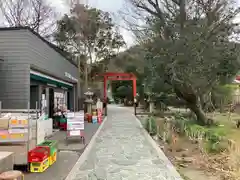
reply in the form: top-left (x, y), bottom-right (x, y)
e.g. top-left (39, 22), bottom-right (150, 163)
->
top-left (67, 122), bottom-right (84, 130)
top-left (65, 72), bottom-right (78, 82)
top-left (67, 111), bottom-right (84, 137)
top-left (69, 130), bottom-right (81, 136)
top-left (67, 112), bottom-right (75, 119)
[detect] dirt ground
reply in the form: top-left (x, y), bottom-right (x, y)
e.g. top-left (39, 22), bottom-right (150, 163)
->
top-left (158, 136), bottom-right (220, 180)
top-left (138, 114), bottom-right (223, 180)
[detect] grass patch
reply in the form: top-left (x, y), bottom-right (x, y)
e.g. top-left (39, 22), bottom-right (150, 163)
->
top-left (209, 112), bottom-right (240, 146)
top-left (171, 112), bottom-right (233, 153)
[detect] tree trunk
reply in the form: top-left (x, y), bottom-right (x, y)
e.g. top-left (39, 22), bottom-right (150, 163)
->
top-left (173, 86), bottom-right (208, 125)
top-left (200, 93), bottom-right (215, 112)
top-left (188, 102), bottom-right (208, 125)
top-left (84, 63), bottom-right (88, 90)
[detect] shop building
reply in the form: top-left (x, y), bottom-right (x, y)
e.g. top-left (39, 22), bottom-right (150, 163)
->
top-left (0, 27), bottom-right (79, 117)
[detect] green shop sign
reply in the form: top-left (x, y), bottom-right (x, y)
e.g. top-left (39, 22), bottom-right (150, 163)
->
top-left (30, 74), bottom-right (73, 89)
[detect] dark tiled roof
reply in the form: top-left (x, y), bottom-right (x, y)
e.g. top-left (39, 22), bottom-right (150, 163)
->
top-left (0, 26), bottom-right (77, 67)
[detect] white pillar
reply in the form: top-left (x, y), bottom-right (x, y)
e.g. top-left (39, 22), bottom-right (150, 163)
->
top-left (45, 87), bottom-right (49, 116)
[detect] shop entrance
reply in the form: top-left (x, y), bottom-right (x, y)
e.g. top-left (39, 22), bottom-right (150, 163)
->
top-left (67, 91), bottom-right (70, 110)
top-left (30, 85), bottom-right (39, 109)
top-left (49, 88), bottom-right (54, 118)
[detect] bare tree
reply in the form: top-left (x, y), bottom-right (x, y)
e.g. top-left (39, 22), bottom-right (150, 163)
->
top-left (0, 0), bottom-right (57, 37)
top-left (121, 0), bottom-right (240, 42)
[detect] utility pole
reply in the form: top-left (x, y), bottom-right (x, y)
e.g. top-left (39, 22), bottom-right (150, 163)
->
top-left (84, 59), bottom-right (88, 90)
top-left (77, 55), bottom-right (81, 103)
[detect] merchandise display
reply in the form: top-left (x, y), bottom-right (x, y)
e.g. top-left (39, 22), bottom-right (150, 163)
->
top-left (0, 115), bottom-right (29, 143)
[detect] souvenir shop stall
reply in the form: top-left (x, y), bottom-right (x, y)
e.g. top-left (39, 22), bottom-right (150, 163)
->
top-left (0, 102), bottom-right (58, 174)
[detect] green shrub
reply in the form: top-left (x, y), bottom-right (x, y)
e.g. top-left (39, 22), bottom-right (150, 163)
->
top-left (203, 127), bottom-right (228, 153)
top-left (172, 112), bottom-right (189, 135)
top-left (145, 116), bottom-right (157, 136)
top-left (204, 140), bottom-right (228, 153)
top-left (172, 112), bottom-right (229, 154)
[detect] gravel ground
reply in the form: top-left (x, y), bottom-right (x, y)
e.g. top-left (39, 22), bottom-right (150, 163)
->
top-left (66, 105), bottom-right (182, 180)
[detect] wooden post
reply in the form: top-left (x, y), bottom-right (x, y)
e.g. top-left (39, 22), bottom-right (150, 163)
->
top-left (134, 97), bottom-right (137, 116)
top-left (103, 76), bottom-right (107, 116)
top-left (103, 76), bottom-right (107, 102)
top-left (157, 125), bottom-right (160, 139)
top-left (149, 117), bottom-right (152, 135)
top-left (132, 78), bottom-right (137, 97)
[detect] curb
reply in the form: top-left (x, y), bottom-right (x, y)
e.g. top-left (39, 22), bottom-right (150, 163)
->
top-left (132, 113), bottom-right (183, 179)
top-left (64, 116), bottom-right (108, 180)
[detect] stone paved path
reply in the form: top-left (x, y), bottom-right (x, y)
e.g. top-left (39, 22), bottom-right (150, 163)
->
top-left (66, 105), bottom-right (182, 180)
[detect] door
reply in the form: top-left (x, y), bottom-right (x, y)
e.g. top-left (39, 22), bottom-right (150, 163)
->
top-left (49, 88), bottom-right (54, 118)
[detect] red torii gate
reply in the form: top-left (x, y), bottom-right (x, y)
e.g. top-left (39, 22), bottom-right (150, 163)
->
top-left (236, 76), bottom-right (240, 81)
top-left (97, 72), bottom-right (137, 103)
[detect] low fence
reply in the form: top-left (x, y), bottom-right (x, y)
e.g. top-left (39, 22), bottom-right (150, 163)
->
top-left (232, 94), bottom-right (240, 105)
top-left (135, 101), bottom-right (189, 116)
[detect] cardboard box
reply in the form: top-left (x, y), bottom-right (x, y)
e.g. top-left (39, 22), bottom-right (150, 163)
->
top-left (0, 130), bottom-right (9, 140)
top-left (8, 128), bottom-right (28, 142)
top-left (8, 129), bottom-right (28, 134)
top-left (0, 152), bottom-right (14, 173)
top-left (9, 118), bottom-right (28, 128)
top-left (9, 133), bottom-right (28, 141)
top-left (0, 118), bottom-right (9, 130)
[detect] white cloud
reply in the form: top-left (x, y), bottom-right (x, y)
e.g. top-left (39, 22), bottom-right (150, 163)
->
top-left (51, 0), bottom-right (134, 47)
top-left (87, 0), bottom-right (135, 47)
top-left (47, 0), bottom-right (69, 14)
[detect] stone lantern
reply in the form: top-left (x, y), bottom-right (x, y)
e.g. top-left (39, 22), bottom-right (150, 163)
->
top-left (84, 90), bottom-right (94, 121)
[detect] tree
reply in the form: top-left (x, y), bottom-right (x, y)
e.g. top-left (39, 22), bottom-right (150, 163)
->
top-left (123, 0), bottom-right (240, 125)
top-left (54, 2), bottom-right (125, 89)
top-left (115, 85), bottom-right (132, 99)
top-left (0, 0), bottom-right (57, 37)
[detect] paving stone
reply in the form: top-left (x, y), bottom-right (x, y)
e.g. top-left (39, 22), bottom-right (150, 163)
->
top-left (67, 105), bottom-right (183, 180)
top-left (111, 159), bottom-right (138, 166)
top-left (79, 160), bottom-right (95, 171)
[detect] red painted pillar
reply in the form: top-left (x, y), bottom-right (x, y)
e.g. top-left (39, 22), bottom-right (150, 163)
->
top-left (103, 76), bottom-right (108, 116)
top-left (133, 78), bottom-right (137, 97)
top-left (103, 76), bottom-right (107, 102)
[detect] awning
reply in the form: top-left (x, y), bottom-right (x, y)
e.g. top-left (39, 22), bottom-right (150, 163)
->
top-left (30, 70), bottom-right (73, 89)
